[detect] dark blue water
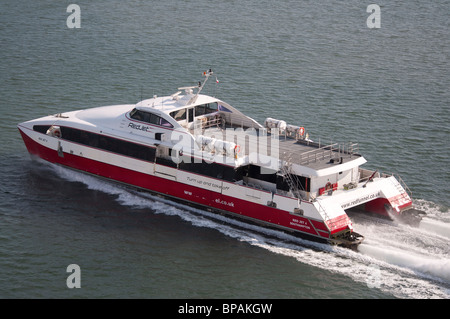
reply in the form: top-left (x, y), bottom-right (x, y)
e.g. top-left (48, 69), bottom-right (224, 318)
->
top-left (1, 1), bottom-right (448, 299)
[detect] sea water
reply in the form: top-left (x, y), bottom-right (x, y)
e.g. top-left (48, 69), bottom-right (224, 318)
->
top-left (0, 0), bottom-right (448, 299)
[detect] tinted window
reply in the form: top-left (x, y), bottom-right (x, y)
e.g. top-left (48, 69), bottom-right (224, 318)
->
top-left (155, 148), bottom-right (178, 168)
top-left (276, 174), bottom-right (310, 192)
top-left (178, 156), bottom-right (236, 181)
top-left (149, 113), bottom-right (159, 125)
top-left (248, 164), bottom-right (277, 183)
top-left (170, 108), bottom-right (186, 121)
top-left (195, 103), bottom-right (218, 117)
top-left (33, 125), bottom-right (51, 134)
top-left (160, 118), bottom-right (172, 127)
top-left (59, 126), bottom-right (156, 162)
top-left (130, 108), bottom-right (173, 128)
top-left (206, 103), bottom-right (218, 113)
top-left (130, 109), bottom-right (148, 122)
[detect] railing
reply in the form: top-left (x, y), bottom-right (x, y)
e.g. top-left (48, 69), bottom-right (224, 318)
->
top-left (192, 113), bottom-right (224, 132)
top-left (382, 172), bottom-right (413, 200)
top-left (359, 168), bottom-right (380, 183)
top-left (279, 161), bottom-right (339, 231)
top-left (296, 140), bottom-right (359, 165)
top-left (314, 197), bottom-right (341, 233)
top-left (280, 160), bottom-right (302, 199)
top-left (359, 168), bottom-right (413, 199)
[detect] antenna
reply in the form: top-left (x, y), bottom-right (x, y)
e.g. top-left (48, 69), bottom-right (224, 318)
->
top-left (188, 69), bottom-right (213, 105)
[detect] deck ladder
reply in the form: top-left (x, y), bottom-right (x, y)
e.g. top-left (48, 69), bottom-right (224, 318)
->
top-left (280, 156), bottom-right (302, 199)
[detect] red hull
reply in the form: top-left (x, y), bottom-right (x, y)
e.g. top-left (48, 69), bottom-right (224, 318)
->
top-left (365, 195), bottom-right (412, 217)
top-left (19, 128), bottom-right (343, 242)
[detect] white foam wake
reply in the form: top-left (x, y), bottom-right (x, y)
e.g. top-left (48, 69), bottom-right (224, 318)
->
top-left (358, 243), bottom-right (450, 282)
top-left (419, 218), bottom-right (450, 240)
top-left (415, 200), bottom-right (450, 240)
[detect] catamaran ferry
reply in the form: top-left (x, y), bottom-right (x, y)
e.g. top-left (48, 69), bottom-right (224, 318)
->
top-left (17, 70), bottom-right (424, 248)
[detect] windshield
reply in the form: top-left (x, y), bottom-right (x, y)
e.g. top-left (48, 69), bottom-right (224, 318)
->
top-left (130, 108), bottom-right (173, 128)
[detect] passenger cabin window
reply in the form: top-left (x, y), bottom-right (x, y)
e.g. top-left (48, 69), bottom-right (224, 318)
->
top-left (160, 118), bottom-right (172, 127)
top-left (170, 108), bottom-right (195, 123)
top-left (170, 108), bottom-right (186, 121)
top-left (170, 103), bottom-right (219, 122)
top-left (33, 125), bottom-right (157, 162)
top-left (130, 108), bottom-right (173, 128)
top-left (195, 103), bottom-right (218, 116)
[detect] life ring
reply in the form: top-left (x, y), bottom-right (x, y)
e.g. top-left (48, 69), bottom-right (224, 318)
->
top-left (234, 144), bottom-right (241, 159)
top-left (47, 125), bottom-right (61, 138)
top-left (298, 127), bottom-right (305, 136)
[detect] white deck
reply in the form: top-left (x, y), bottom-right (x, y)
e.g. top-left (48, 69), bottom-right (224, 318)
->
top-left (199, 125), bottom-right (363, 171)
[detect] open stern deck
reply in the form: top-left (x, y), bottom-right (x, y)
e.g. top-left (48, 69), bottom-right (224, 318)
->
top-left (198, 125), bottom-right (362, 171)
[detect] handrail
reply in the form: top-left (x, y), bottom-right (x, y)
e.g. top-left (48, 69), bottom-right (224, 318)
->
top-left (297, 141), bottom-right (359, 165)
top-left (358, 168), bottom-right (380, 183)
top-left (358, 168), bottom-right (413, 199)
top-left (314, 197), bottom-right (340, 232)
top-left (280, 155), bottom-right (303, 199)
top-left (191, 113), bottom-right (223, 132)
top-left (397, 175), bottom-right (412, 198)
top-left (385, 172), bottom-right (413, 199)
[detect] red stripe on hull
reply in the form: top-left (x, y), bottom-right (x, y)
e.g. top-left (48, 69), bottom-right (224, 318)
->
top-left (19, 128), bottom-right (333, 241)
top-left (310, 220), bottom-right (330, 233)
